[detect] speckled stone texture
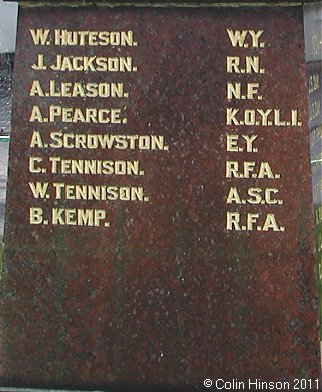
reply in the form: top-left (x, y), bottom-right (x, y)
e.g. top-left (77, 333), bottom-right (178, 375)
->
top-left (0, 5), bottom-right (319, 391)
top-left (7, 1), bottom-right (322, 4)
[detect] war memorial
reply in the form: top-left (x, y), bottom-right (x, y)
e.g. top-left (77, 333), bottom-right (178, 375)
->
top-left (0, 0), bottom-right (321, 390)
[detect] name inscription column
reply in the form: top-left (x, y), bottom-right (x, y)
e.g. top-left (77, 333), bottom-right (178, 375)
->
top-left (24, 28), bottom-right (169, 228)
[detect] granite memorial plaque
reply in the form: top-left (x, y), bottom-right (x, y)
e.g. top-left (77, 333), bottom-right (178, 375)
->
top-left (0, 2), bottom-right (320, 391)
top-left (305, 3), bottom-right (322, 353)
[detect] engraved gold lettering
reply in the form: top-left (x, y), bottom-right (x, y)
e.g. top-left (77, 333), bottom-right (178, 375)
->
top-left (30, 106), bottom-right (45, 122)
top-left (48, 132), bottom-right (168, 150)
top-left (226, 56), bottom-right (263, 74)
top-left (54, 30), bottom-right (136, 46)
top-left (48, 157), bottom-right (142, 175)
top-left (29, 157), bottom-right (44, 173)
top-left (30, 207), bottom-right (44, 224)
top-left (29, 182), bottom-right (49, 199)
top-left (227, 82), bottom-right (260, 100)
top-left (262, 214), bottom-right (283, 231)
top-left (30, 131), bottom-right (44, 148)
top-left (31, 54), bottom-right (47, 70)
top-left (226, 187), bottom-right (282, 205)
top-left (226, 29), bottom-right (264, 48)
top-left (226, 161), bottom-right (278, 179)
top-left (29, 29), bottom-right (50, 45)
top-left (30, 106), bottom-right (125, 124)
top-left (52, 183), bottom-right (148, 202)
top-left (30, 80), bottom-right (45, 96)
top-left (226, 212), bottom-right (284, 231)
top-left (42, 80), bottom-right (127, 98)
top-left (52, 208), bottom-right (108, 226)
top-left (50, 55), bottom-right (136, 72)
top-left (226, 108), bottom-right (301, 126)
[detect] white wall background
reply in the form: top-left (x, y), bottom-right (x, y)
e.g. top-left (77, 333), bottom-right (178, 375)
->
top-left (0, 1), bottom-right (16, 131)
top-left (0, 0), bottom-right (18, 53)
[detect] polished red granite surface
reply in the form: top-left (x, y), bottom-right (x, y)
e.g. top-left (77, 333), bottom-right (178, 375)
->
top-left (0, 5), bottom-right (319, 391)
